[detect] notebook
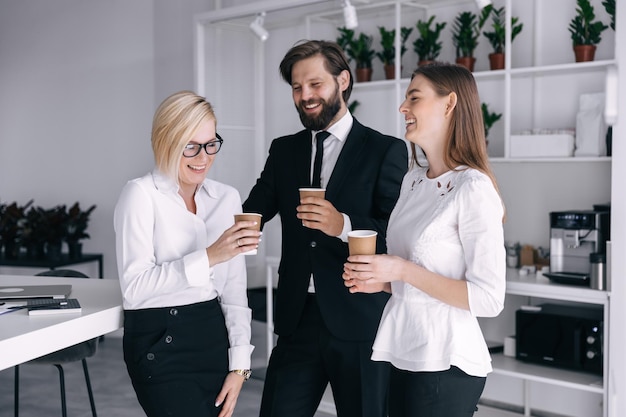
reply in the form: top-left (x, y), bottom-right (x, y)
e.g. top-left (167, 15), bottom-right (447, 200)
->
top-left (27, 298), bottom-right (82, 316)
top-left (0, 284), bottom-right (72, 300)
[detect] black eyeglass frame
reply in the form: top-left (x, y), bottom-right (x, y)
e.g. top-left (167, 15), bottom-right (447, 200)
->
top-left (182, 133), bottom-right (224, 157)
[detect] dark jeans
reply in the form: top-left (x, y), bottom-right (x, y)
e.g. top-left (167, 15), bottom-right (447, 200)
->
top-left (260, 295), bottom-right (390, 417)
top-left (389, 365), bottom-right (486, 417)
top-left (123, 299), bottom-right (229, 417)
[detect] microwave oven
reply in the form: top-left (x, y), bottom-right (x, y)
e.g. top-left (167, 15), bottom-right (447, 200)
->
top-left (516, 303), bottom-right (603, 375)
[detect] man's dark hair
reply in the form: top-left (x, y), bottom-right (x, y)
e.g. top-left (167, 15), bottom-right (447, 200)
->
top-left (279, 40), bottom-right (353, 103)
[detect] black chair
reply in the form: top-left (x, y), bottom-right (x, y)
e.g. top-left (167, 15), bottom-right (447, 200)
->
top-left (14, 269), bottom-right (98, 417)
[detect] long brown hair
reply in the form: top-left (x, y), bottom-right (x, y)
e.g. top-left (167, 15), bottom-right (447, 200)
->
top-left (410, 62), bottom-right (503, 208)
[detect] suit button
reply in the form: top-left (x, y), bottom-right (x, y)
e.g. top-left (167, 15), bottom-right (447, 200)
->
top-left (147, 353), bottom-right (155, 360)
top-left (165, 335), bottom-right (173, 344)
top-left (169, 308), bottom-right (178, 316)
top-left (310, 241), bottom-right (317, 248)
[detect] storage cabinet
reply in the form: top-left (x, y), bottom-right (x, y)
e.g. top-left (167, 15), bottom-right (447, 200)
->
top-left (479, 269), bottom-right (609, 416)
top-left (194, 0), bottom-right (616, 416)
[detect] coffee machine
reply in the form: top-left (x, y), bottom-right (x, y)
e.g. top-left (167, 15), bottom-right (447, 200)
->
top-left (547, 210), bottom-right (610, 286)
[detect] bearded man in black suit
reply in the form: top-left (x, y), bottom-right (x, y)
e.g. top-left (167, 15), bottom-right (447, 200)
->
top-left (243, 40), bottom-right (408, 417)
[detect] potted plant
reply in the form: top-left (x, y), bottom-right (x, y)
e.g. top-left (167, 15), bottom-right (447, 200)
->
top-left (451, 11), bottom-right (483, 72)
top-left (0, 200), bottom-right (33, 259)
top-left (602, 0), bottom-right (615, 31)
top-left (413, 15), bottom-right (447, 66)
top-left (481, 5), bottom-right (523, 70)
top-left (41, 205), bottom-right (68, 261)
top-left (20, 205), bottom-right (47, 259)
top-left (482, 102), bottom-right (502, 146)
top-left (569, 0), bottom-right (609, 62)
top-left (65, 202), bottom-right (96, 259)
top-left (337, 27), bottom-right (376, 82)
top-left (375, 26), bottom-right (413, 79)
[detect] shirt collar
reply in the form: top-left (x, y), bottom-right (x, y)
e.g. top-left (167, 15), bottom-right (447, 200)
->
top-left (311, 110), bottom-right (353, 143)
top-left (151, 168), bottom-right (219, 199)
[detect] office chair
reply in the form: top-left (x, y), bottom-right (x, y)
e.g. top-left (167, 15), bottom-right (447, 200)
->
top-left (14, 269), bottom-right (98, 417)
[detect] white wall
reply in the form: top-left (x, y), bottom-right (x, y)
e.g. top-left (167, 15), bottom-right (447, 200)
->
top-left (0, 0), bottom-right (211, 280)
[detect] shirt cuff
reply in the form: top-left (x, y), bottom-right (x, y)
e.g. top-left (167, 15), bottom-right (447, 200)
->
top-left (183, 249), bottom-right (214, 287)
top-left (337, 213), bottom-right (352, 242)
top-left (228, 344), bottom-right (255, 370)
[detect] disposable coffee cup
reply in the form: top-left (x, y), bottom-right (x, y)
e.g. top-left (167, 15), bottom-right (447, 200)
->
top-left (347, 230), bottom-right (378, 256)
top-left (234, 213), bottom-right (262, 255)
top-left (299, 187), bottom-right (326, 200)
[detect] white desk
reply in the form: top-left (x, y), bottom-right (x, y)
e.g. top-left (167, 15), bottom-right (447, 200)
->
top-left (0, 274), bottom-right (123, 371)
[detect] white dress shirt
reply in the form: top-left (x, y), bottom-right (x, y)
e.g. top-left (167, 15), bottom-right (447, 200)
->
top-left (372, 166), bottom-right (505, 377)
top-left (307, 111), bottom-right (354, 292)
top-left (114, 169), bottom-right (254, 370)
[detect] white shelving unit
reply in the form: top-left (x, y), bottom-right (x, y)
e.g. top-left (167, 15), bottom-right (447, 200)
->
top-left (490, 269), bottom-right (610, 416)
top-left (194, 1), bottom-right (617, 416)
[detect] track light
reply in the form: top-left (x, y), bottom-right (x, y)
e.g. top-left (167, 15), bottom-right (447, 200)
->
top-left (250, 12), bottom-right (269, 42)
top-left (475, 0), bottom-right (492, 9)
top-left (342, 0), bottom-right (358, 29)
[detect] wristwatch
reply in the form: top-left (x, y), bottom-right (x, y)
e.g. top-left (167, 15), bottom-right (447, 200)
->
top-left (231, 369), bottom-right (252, 381)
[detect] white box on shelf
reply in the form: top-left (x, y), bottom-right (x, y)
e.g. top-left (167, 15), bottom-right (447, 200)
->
top-left (510, 134), bottom-right (575, 158)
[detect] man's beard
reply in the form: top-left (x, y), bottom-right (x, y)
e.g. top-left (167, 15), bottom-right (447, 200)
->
top-left (296, 85), bottom-right (342, 131)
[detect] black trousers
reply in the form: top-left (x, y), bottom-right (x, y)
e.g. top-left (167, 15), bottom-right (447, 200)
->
top-left (389, 365), bottom-right (486, 417)
top-left (260, 295), bottom-right (390, 417)
top-left (123, 299), bottom-right (229, 417)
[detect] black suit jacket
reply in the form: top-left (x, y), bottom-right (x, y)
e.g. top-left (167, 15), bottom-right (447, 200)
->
top-left (243, 118), bottom-right (408, 342)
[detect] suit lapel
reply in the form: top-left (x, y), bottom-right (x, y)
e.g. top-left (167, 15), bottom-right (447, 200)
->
top-left (326, 119), bottom-right (367, 201)
top-left (295, 130), bottom-right (314, 188)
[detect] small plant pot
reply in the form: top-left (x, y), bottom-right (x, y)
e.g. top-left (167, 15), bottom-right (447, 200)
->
top-left (45, 241), bottom-right (63, 261)
top-left (456, 56), bottom-right (476, 72)
top-left (3, 241), bottom-right (20, 260)
top-left (574, 45), bottom-right (596, 62)
top-left (384, 64), bottom-right (395, 80)
top-left (68, 241), bottom-right (83, 259)
top-left (355, 67), bottom-right (373, 82)
top-left (488, 53), bottom-right (505, 70)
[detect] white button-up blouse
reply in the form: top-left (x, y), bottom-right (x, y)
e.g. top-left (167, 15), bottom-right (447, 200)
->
top-left (114, 169), bottom-right (253, 370)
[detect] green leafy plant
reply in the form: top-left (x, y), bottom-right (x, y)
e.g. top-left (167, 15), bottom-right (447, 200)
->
top-left (569, 0), bottom-right (609, 46)
top-left (482, 102), bottom-right (502, 139)
top-left (337, 27), bottom-right (375, 69)
top-left (375, 26), bottom-right (413, 65)
top-left (348, 100), bottom-right (360, 114)
top-left (41, 205), bottom-right (68, 247)
top-left (602, 0), bottom-right (615, 31)
top-left (413, 16), bottom-right (447, 62)
top-left (451, 11), bottom-right (482, 58)
top-left (66, 202), bottom-right (97, 244)
top-left (0, 200), bottom-right (33, 256)
top-left (482, 5), bottom-right (523, 54)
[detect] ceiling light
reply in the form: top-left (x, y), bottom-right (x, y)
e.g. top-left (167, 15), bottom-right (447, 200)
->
top-left (475, 0), bottom-right (492, 9)
top-left (250, 12), bottom-right (269, 42)
top-left (342, 0), bottom-right (358, 29)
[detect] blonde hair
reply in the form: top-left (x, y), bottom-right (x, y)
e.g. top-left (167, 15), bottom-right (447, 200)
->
top-left (151, 91), bottom-right (216, 181)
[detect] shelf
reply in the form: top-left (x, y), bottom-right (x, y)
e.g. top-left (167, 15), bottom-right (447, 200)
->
top-left (505, 268), bottom-right (609, 305)
top-left (509, 60), bottom-right (617, 78)
top-left (491, 353), bottom-right (604, 394)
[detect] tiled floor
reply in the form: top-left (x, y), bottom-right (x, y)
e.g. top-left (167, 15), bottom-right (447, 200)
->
top-left (0, 321), bottom-right (334, 417)
top-left (0, 320), bottom-right (510, 417)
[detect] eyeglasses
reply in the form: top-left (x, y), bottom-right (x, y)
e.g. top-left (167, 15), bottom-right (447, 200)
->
top-left (182, 134), bottom-right (223, 157)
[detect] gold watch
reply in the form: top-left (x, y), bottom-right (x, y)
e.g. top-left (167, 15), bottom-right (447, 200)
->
top-left (231, 369), bottom-right (251, 381)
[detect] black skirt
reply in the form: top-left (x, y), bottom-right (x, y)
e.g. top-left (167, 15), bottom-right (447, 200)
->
top-left (123, 299), bottom-right (229, 417)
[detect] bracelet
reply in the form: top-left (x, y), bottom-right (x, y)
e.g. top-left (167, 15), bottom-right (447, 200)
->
top-left (231, 369), bottom-right (252, 380)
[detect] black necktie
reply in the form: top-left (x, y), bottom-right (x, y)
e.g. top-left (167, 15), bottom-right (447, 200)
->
top-left (311, 131), bottom-right (330, 188)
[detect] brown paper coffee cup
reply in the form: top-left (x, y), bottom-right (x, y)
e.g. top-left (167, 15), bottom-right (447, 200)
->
top-left (299, 187), bottom-right (326, 199)
top-left (347, 230), bottom-right (378, 256)
top-left (234, 213), bottom-right (262, 255)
